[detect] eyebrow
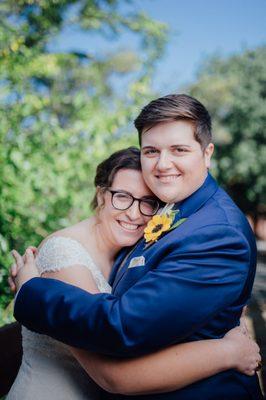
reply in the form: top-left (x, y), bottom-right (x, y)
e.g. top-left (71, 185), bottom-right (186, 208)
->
top-left (110, 189), bottom-right (131, 195)
top-left (110, 189), bottom-right (155, 200)
top-left (141, 144), bottom-right (192, 149)
top-left (171, 144), bottom-right (192, 149)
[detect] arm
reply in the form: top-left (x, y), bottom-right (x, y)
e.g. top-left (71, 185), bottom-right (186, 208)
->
top-left (71, 331), bottom-right (259, 395)
top-left (41, 266), bottom-right (99, 294)
top-left (40, 258), bottom-right (260, 395)
top-left (14, 224), bottom-right (251, 356)
top-left (41, 266), bottom-right (234, 394)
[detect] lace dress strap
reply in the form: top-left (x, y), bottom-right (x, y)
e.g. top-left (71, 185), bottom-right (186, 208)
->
top-left (36, 236), bottom-right (112, 293)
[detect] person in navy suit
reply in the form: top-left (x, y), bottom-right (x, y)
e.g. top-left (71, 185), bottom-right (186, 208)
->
top-left (12, 94), bottom-right (263, 399)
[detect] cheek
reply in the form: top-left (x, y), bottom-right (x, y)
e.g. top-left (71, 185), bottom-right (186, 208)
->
top-left (181, 156), bottom-right (203, 174)
top-left (141, 157), bottom-right (154, 174)
top-left (109, 210), bottom-right (130, 228)
top-left (172, 159), bottom-right (190, 174)
top-left (110, 210), bottom-right (123, 225)
top-left (143, 216), bottom-right (152, 225)
top-left (141, 166), bottom-right (153, 186)
top-left (101, 204), bottom-right (119, 227)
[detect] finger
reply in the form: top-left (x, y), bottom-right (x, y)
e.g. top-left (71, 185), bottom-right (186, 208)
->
top-left (11, 250), bottom-right (24, 269)
top-left (255, 361), bottom-right (262, 371)
top-left (239, 324), bottom-right (248, 336)
top-left (25, 248), bottom-right (35, 264)
top-left (27, 246), bottom-right (38, 254)
top-left (241, 305), bottom-right (248, 318)
top-left (27, 246), bottom-right (36, 250)
top-left (246, 369), bottom-right (255, 376)
top-left (8, 277), bottom-right (16, 292)
top-left (239, 314), bottom-right (248, 326)
top-left (254, 343), bottom-right (260, 353)
top-left (251, 362), bottom-right (258, 369)
top-left (239, 317), bottom-right (249, 336)
top-left (11, 263), bottom-right (18, 277)
top-left (240, 315), bottom-right (247, 326)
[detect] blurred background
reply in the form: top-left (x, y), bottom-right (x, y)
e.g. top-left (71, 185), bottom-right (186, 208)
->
top-left (0, 0), bottom-right (265, 395)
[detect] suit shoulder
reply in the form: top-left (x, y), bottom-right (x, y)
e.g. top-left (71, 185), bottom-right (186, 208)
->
top-left (183, 187), bottom-right (256, 252)
top-left (198, 188), bottom-right (253, 233)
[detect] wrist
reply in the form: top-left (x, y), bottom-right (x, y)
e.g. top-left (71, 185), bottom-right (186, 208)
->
top-left (15, 273), bottom-right (38, 292)
top-left (220, 337), bottom-right (237, 370)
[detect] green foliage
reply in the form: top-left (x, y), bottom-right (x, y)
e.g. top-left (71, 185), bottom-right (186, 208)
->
top-left (188, 46), bottom-right (266, 222)
top-left (0, 0), bottom-right (168, 319)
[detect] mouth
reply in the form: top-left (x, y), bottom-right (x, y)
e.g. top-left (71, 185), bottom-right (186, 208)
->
top-left (155, 174), bottom-right (181, 183)
top-left (117, 220), bottom-right (143, 232)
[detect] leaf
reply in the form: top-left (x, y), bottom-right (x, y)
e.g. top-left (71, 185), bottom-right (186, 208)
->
top-left (169, 218), bottom-right (187, 231)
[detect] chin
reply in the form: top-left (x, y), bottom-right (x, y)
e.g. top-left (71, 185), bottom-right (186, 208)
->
top-left (120, 233), bottom-right (144, 247)
top-left (158, 192), bottom-right (180, 204)
top-left (118, 239), bottom-right (140, 248)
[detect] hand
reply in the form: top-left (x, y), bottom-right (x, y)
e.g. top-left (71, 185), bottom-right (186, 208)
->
top-left (8, 247), bottom-right (38, 292)
top-left (8, 248), bottom-right (39, 292)
top-left (223, 324), bottom-right (261, 376)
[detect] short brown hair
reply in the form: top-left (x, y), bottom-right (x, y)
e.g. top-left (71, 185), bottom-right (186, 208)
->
top-left (91, 147), bottom-right (141, 210)
top-left (134, 94), bottom-right (212, 149)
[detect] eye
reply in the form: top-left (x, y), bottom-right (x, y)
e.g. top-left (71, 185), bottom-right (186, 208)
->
top-left (115, 193), bottom-right (131, 201)
top-left (140, 198), bottom-right (160, 215)
top-left (143, 148), bottom-right (159, 156)
top-left (173, 147), bottom-right (188, 153)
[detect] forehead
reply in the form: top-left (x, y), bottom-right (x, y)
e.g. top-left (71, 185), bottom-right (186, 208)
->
top-left (141, 120), bottom-right (197, 147)
top-left (111, 169), bottom-right (153, 197)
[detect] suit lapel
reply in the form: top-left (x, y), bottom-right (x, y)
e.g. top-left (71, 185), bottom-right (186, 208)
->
top-left (109, 248), bottom-right (129, 286)
top-left (112, 239), bottom-right (145, 291)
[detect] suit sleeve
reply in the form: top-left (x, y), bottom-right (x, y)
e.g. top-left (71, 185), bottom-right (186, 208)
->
top-left (14, 224), bottom-right (251, 356)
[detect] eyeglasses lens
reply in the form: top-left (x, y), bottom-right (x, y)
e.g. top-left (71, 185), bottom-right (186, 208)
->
top-left (112, 193), bottom-right (132, 210)
top-left (112, 192), bottom-right (159, 216)
top-left (139, 199), bottom-right (159, 216)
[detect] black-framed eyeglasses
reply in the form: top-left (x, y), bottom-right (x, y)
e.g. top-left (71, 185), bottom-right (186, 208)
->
top-left (107, 189), bottom-right (160, 216)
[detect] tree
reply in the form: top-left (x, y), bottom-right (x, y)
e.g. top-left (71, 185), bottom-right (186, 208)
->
top-left (188, 46), bottom-right (266, 231)
top-left (0, 0), bottom-right (168, 319)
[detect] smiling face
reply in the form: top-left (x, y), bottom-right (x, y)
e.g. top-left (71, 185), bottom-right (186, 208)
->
top-left (140, 120), bottom-right (214, 203)
top-left (97, 168), bottom-right (155, 249)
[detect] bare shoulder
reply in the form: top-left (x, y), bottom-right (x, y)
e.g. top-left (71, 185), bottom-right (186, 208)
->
top-left (38, 218), bottom-right (91, 250)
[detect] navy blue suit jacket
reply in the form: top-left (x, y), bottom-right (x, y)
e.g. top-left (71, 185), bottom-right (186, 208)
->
top-left (14, 174), bottom-right (263, 399)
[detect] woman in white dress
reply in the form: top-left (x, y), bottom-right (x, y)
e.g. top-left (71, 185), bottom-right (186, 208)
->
top-left (8, 147), bottom-right (260, 399)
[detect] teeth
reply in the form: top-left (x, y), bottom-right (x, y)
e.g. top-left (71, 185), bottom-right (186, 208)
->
top-left (158, 175), bottom-right (179, 183)
top-left (119, 221), bottom-right (139, 231)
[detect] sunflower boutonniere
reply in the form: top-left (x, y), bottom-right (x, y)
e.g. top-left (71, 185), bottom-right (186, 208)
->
top-left (144, 203), bottom-right (187, 247)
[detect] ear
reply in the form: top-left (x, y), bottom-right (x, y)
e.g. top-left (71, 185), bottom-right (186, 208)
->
top-left (96, 186), bottom-right (105, 208)
top-left (204, 143), bottom-right (214, 169)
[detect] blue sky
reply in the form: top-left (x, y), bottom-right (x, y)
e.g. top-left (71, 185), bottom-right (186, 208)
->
top-left (48, 0), bottom-right (266, 94)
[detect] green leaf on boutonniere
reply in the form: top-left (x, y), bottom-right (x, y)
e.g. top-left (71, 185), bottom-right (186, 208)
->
top-left (168, 218), bottom-right (187, 231)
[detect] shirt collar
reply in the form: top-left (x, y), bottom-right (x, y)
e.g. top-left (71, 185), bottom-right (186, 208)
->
top-left (175, 172), bottom-right (218, 219)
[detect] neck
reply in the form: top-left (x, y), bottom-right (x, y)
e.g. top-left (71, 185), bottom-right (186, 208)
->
top-left (187, 171), bottom-right (209, 199)
top-left (198, 170), bottom-right (209, 190)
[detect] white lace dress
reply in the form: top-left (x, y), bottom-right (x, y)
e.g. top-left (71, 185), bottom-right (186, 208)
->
top-left (7, 236), bottom-right (112, 400)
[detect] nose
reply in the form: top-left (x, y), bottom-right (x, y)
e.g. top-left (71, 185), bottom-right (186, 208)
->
top-left (126, 199), bottom-right (142, 220)
top-left (156, 151), bottom-right (172, 171)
